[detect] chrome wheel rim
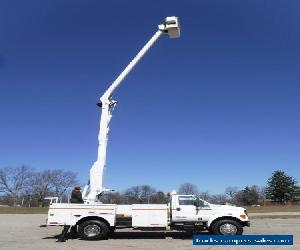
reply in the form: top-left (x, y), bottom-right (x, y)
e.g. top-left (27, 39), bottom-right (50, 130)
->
top-left (219, 223), bottom-right (237, 235)
top-left (84, 225), bottom-right (101, 237)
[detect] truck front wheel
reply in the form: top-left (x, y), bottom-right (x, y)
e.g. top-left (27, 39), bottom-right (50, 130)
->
top-left (211, 219), bottom-right (243, 235)
top-left (78, 220), bottom-right (109, 240)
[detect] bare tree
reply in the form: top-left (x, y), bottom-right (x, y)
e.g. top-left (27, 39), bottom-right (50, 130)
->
top-left (125, 185), bottom-right (143, 203)
top-left (257, 186), bottom-right (266, 205)
top-left (125, 185), bottom-right (157, 204)
top-left (234, 186), bottom-right (259, 206)
top-left (140, 185), bottom-right (156, 203)
top-left (0, 165), bottom-right (34, 206)
top-left (31, 170), bottom-right (53, 206)
top-left (101, 192), bottom-right (128, 204)
top-left (150, 191), bottom-right (168, 204)
top-left (225, 186), bottom-right (239, 199)
top-left (209, 194), bottom-right (227, 205)
top-left (198, 191), bottom-right (211, 201)
top-left (31, 169), bottom-right (78, 206)
top-left (102, 189), bottom-right (167, 205)
top-left (178, 182), bottom-right (198, 195)
top-left (50, 169), bottom-right (78, 198)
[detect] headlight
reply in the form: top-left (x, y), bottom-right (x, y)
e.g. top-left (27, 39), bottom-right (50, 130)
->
top-left (244, 209), bottom-right (248, 216)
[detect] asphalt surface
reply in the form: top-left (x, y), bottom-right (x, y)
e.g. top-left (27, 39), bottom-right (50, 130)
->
top-left (0, 214), bottom-right (298, 250)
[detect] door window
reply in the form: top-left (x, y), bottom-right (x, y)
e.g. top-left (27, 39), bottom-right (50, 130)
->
top-left (178, 196), bottom-right (196, 205)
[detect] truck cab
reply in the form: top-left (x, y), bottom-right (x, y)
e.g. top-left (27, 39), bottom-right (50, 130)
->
top-left (169, 194), bottom-right (250, 235)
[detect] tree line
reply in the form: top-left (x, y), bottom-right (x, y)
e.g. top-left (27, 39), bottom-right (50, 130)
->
top-left (103, 170), bottom-right (298, 206)
top-left (0, 165), bottom-right (78, 206)
top-left (0, 166), bottom-right (298, 207)
top-left (177, 170), bottom-right (299, 206)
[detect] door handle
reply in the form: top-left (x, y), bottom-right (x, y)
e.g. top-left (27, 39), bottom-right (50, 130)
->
top-left (176, 208), bottom-right (181, 211)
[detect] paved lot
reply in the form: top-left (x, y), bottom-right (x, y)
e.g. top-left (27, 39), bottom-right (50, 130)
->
top-left (0, 214), bottom-right (298, 250)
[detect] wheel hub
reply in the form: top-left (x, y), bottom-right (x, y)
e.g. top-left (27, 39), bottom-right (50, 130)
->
top-left (83, 224), bottom-right (101, 237)
top-left (219, 223), bottom-right (237, 235)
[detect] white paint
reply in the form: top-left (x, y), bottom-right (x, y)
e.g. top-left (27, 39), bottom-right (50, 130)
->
top-left (132, 204), bottom-right (168, 227)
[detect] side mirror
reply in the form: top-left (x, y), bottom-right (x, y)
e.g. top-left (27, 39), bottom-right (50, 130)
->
top-left (194, 198), bottom-right (205, 207)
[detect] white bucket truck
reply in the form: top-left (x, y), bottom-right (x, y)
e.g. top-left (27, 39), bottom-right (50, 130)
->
top-left (48, 192), bottom-right (250, 240)
top-left (46, 17), bottom-right (250, 240)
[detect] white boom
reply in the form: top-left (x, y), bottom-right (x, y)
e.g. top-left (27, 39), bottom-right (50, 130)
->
top-left (83, 17), bottom-right (180, 203)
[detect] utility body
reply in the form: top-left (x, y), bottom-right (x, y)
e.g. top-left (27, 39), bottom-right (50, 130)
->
top-left (46, 17), bottom-right (250, 240)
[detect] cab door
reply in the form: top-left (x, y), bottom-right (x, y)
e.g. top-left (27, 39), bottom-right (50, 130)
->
top-left (196, 199), bottom-right (215, 222)
top-left (172, 195), bottom-right (198, 222)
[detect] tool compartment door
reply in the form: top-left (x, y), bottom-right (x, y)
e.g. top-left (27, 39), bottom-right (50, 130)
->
top-left (132, 204), bottom-right (168, 227)
top-left (47, 204), bottom-right (72, 225)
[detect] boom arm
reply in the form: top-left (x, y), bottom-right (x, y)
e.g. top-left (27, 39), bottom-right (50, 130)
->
top-left (83, 17), bottom-right (180, 202)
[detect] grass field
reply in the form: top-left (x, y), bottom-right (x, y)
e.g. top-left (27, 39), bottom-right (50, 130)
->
top-left (0, 207), bottom-right (48, 214)
top-left (245, 205), bottom-right (300, 213)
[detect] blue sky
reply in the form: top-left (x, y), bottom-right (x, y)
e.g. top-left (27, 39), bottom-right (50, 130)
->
top-left (0, 0), bottom-right (299, 194)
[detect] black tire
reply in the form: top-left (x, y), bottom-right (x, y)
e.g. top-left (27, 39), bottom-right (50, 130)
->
top-left (211, 219), bottom-right (243, 235)
top-left (78, 220), bottom-right (110, 240)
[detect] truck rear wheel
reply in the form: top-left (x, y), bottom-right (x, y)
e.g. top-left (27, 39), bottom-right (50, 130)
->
top-left (78, 220), bottom-right (109, 240)
top-left (211, 219), bottom-right (243, 235)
